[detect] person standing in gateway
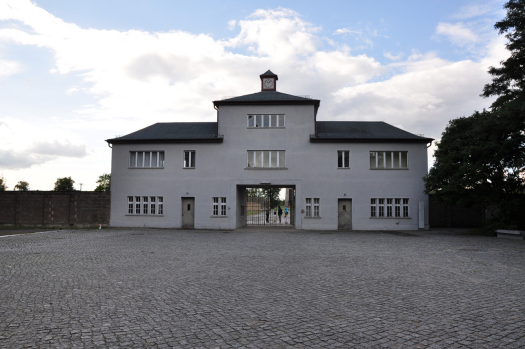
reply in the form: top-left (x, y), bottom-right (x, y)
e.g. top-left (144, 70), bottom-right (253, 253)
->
top-left (278, 206), bottom-right (283, 223)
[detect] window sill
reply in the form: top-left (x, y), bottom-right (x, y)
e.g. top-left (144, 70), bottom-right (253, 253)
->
top-left (128, 167), bottom-right (164, 169)
top-left (126, 215), bottom-right (164, 217)
top-left (304, 216), bottom-right (322, 219)
top-left (337, 167), bottom-right (350, 170)
top-left (183, 167), bottom-right (195, 170)
top-left (369, 217), bottom-right (411, 219)
top-left (247, 127), bottom-right (285, 129)
top-left (211, 216), bottom-right (228, 218)
top-left (244, 167), bottom-right (288, 170)
top-left (369, 168), bottom-right (408, 170)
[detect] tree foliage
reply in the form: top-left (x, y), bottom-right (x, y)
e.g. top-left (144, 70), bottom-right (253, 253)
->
top-left (481, 0), bottom-right (525, 108)
top-left (246, 188), bottom-right (283, 208)
top-left (0, 176), bottom-right (6, 191)
top-left (14, 181), bottom-right (29, 191)
top-left (425, 0), bottom-right (525, 229)
top-left (424, 108), bottom-right (525, 202)
top-left (53, 177), bottom-right (75, 191)
top-left (94, 173), bottom-right (111, 192)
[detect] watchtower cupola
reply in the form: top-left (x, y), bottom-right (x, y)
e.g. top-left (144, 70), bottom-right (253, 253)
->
top-left (260, 70), bottom-right (278, 91)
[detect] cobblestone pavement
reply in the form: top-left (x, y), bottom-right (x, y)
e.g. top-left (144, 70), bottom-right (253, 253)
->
top-left (1, 228), bottom-right (524, 348)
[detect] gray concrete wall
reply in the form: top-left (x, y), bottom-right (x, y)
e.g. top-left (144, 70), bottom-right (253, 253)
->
top-left (109, 103), bottom-right (429, 230)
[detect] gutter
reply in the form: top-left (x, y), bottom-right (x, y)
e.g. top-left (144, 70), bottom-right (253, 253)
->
top-left (106, 136), bottom-right (224, 145)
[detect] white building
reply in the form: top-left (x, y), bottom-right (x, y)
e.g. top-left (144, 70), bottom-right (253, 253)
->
top-left (106, 71), bottom-right (432, 230)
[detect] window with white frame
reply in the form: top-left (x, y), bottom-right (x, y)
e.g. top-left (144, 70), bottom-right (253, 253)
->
top-left (143, 196), bottom-right (149, 214)
top-left (247, 114), bottom-right (285, 128)
top-left (369, 151), bottom-right (408, 169)
top-left (247, 150), bottom-right (285, 168)
top-left (221, 197), bottom-right (227, 216)
top-left (337, 151), bottom-right (350, 168)
top-left (305, 198), bottom-right (320, 217)
top-left (313, 198), bottom-right (320, 217)
top-left (305, 198), bottom-right (312, 217)
top-left (371, 198), bottom-right (409, 218)
top-left (213, 197), bottom-right (227, 216)
top-left (387, 199), bottom-right (393, 217)
top-left (127, 196), bottom-right (164, 215)
top-left (158, 197), bottom-right (164, 214)
top-left (129, 151), bottom-right (164, 168)
top-left (184, 151), bottom-right (195, 168)
top-left (378, 199), bottom-right (385, 217)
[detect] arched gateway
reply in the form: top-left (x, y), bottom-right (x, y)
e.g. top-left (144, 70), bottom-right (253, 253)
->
top-left (106, 71), bottom-right (432, 230)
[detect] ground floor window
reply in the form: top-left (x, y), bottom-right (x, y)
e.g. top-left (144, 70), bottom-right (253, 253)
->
top-left (371, 198), bottom-right (408, 217)
top-left (213, 197), bottom-right (227, 216)
top-left (305, 198), bottom-right (320, 217)
top-left (127, 196), bottom-right (163, 215)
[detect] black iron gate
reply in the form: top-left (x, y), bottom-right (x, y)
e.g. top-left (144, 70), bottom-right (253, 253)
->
top-left (245, 188), bottom-right (294, 226)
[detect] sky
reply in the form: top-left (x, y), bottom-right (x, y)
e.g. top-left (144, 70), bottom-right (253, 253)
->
top-left (0, 0), bottom-right (509, 191)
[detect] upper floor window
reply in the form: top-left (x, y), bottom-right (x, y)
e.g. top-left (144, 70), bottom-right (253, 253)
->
top-left (370, 151), bottom-right (408, 169)
top-left (338, 151), bottom-right (350, 168)
top-left (247, 150), bottom-right (285, 168)
top-left (184, 151), bottom-right (195, 168)
top-left (247, 114), bottom-right (285, 128)
top-left (130, 151), bottom-right (164, 168)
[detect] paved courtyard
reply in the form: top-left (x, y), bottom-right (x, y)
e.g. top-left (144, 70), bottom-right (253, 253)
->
top-left (1, 228), bottom-right (524, 348)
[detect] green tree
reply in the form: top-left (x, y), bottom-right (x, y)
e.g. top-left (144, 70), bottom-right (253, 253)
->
top-left (481, 0), bottom-right (525, 108)
top-left (0, 176), bottom-right (6, 191)
top-left (94, 173), bottom-right (111, 192)
top-left (246, 188), bottom-right (282, 208)
top-left (53, 177), bottom-right (75, 191)
top-left (425, 0), bottom-right (525, 229)
top-left (14, 181), bottom-right (29, 191)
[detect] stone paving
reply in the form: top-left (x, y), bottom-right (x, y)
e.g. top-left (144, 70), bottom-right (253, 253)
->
top-left (1, 228), bottom-right (524, 348)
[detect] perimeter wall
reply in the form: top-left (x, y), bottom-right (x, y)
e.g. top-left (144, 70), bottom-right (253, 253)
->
top-left (0, 192), bottom-right (110, 227)
top-left (0, 192), bottom-right (486, 228)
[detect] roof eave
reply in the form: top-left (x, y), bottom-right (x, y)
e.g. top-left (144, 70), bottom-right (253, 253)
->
top-left (309, 135), bottom-right (434, 143)
top-left (213, 99), bottom-right (320, 107)
top-left (106, 136), bottom-right (224, 145)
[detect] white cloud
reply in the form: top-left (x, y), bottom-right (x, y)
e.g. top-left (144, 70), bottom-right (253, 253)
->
top-left (27, 140), bottom-right (86, 158)
top-left (334, 28), bottom-right (362, 35)
top-left (384, 51), bottom-right (403, 61)
top-left (0, 58), bottom-right (20, 76)
top-left (453, 4), bottom-right (492, 19)
top-left (227, 20), bottom-right (236, 30)
top-left (0, 117), bottom-right (86, 170)
top-left (436, 22), bottom-right (479, 46)
top-left (0, 0), bottom-right (510, 186)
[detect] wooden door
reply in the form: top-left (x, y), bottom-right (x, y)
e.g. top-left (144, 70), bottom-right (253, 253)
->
top-left (181, 198), bottom-right (195, 228)
top-left (338, 199), bottom-right (352, 230)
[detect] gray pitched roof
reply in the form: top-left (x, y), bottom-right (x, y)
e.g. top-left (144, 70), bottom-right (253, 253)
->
top-left (261, 70), bottom-right (276, 76)
top-left (311, 121), bottom-right (433, 143)
top-left (106, 122), bottom-right (222, 144)
top-left (219, 91), bottom-right (314, 102)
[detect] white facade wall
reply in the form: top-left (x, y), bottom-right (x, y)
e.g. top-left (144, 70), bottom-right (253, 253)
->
top-left (109, 103), bottom-right (430, 230)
